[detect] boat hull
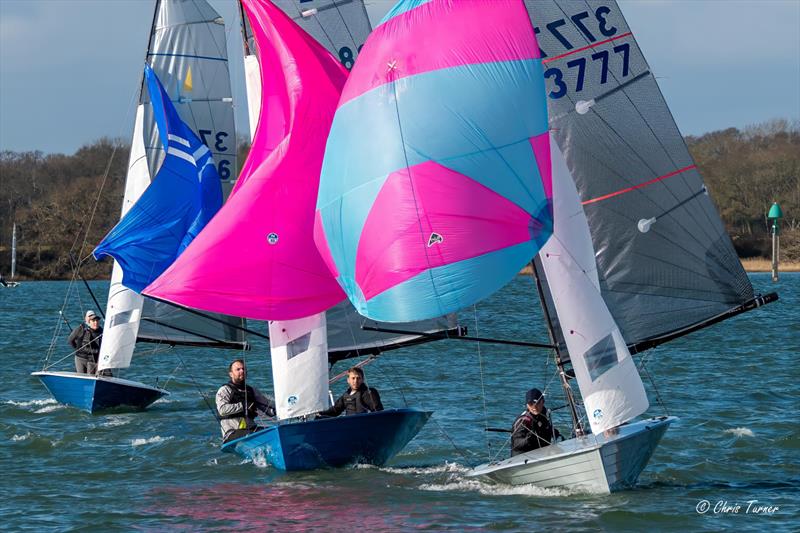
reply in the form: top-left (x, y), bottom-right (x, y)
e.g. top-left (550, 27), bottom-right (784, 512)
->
top-left (467, 416), bottom-right (676, 493)
top-left (31, 371), bottom-right (168, 413)
top-left (221, 408), bottom-right (432, 471)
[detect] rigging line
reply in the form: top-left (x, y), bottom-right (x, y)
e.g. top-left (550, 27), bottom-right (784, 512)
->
top-left (139, 317), bottom-right (235, 347)
top-left (360, 325), bottom-right (554, 349)
top-left (157, 356), bottom-right (182, 391)
top-left (175, 349), bottom-right (221, 422)
top-left (144, 293), bottom-right (269, 340)
top-left (146, 52), bottom-right (228, 62)
top-left (582, 165), bottom-right (697, 205)
top-left (472, 304), bottom-right (490, 454)
top-left (638, 351), bottom-right (668, 416)
top-left (429, 415), bottom-right (478, 469)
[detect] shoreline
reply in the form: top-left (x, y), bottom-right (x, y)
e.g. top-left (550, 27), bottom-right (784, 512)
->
top-left (6, 259), bottom-right (799, 282)
top-left (519, 258), bottom-right (799, 275)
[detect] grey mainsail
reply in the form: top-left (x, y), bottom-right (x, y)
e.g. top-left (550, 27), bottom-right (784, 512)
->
top-left (525, 0), bottom-right (757, 349)
top-left (136, 0), bottom-right (245, 349)
top-left (272, 0), bottom-right (372, 69)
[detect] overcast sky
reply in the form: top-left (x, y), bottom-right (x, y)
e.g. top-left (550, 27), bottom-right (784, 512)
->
top-left (1, 0), bottom-right (798, 155)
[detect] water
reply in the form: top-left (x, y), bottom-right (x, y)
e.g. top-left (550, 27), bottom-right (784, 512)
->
top-left (1, 274), bottom-right (797, 531)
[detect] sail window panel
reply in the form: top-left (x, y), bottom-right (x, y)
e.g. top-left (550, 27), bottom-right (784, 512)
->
top-left (584, 334), bottom-right (619, 382)
top-left (286, 332), bottom-right (312, 361)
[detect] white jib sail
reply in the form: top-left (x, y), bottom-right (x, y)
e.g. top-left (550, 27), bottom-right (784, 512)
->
top-left (269, 315), bottom-right (330, 419)
top-left (97, 104), bottom-right (150, 372)
top-left (539, 137), bottom-right (649, 434)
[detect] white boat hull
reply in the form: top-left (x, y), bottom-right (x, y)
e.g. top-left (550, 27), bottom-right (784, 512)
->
top-left (467, 416), bottom-right (676, 493)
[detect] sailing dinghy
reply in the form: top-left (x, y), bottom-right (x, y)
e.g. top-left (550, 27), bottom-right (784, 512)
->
top-left (33, 0), bottom-right (246, 413)
top-left (315, 0), bottom-right (777, 493)
top-left (145, 0), bottom-right (452, 470)
top-left (464, 0), bottom-right (778, 492)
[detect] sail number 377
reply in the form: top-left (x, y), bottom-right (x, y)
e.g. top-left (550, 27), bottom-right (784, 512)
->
top-left (536, 5), bottom-right (632, 100)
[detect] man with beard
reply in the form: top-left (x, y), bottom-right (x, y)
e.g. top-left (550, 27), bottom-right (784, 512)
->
top-left (216, 359), bottom-right (276, 443)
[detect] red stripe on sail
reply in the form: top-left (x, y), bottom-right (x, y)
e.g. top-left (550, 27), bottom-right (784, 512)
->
top-left (582, 165), bottom-right (697, 206)
top-left (543, 32), bottom-right (632, 64)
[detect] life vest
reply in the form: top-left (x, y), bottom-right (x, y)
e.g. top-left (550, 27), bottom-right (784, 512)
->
top-left (219, 381), bottom-right (259, 420)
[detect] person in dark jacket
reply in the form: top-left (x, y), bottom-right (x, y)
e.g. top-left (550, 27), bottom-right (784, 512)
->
top-left (317, 366), bottom-right (383, 418)
top-left (510, 388), bottom-right (562, 456)
top-left (68, 310), bottom-right (103, 374)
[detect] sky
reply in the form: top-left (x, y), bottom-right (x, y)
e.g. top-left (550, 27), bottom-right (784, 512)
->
top-left (0, 0), bottom-right (798, 155)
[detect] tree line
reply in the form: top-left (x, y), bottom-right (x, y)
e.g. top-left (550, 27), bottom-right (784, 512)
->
top-left (1, 120), bottom-right (797, 280)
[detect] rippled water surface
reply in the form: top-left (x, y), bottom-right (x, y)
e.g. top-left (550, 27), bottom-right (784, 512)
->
top-left (1, 274), bottom-right (797, 531)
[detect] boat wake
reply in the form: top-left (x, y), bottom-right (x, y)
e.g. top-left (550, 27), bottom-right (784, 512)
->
top-left (11, 432), bottom-right (32, 442)
top-left (370, 462), bottom-right (470, 476)
top-left (131, 436), bottom-right (173, 447)
top-left (724, 427), bottom-right (755, 438)
top-left (5, 398), bottom-right (58, 409)
top-left (365, 462), bottom-right (578, 497)
top-left (419, 477), bottom-right (572, 498)
top-left (101, 415), bottom-right (134, 428)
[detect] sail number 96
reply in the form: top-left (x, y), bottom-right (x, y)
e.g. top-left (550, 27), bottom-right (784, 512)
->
top-left (199, 129), bottom-right (231, 180)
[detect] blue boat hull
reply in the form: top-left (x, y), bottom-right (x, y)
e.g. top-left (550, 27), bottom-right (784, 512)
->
top-left (32, 371), bottom-right (168, 413)
top-left (221, 408), bottom-right (432, 471)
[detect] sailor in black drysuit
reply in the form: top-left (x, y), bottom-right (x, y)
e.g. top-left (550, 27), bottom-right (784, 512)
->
top-left (511, 388), bottom-right (562, 456)
top-left (317, 367), bottom-right (383, 417)
top-left (216, 359), bottom-right (275, 443)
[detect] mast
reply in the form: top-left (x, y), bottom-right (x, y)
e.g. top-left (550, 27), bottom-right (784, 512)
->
top-left (530, 256), bottom-right (583, 436)
top-left (10, 223), bottom-right (16, 280)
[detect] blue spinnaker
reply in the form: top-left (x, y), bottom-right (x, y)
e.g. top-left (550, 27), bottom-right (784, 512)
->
top-left (93, 64), bottom-right (223, 293)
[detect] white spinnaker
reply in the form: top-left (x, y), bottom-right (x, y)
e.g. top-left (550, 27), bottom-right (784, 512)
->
top-left (539, 137), bottom-right (649, 434)
top-left (98, 105), bottom-right (150, 372)
top-left (269, 315), bottom-right (330, 419)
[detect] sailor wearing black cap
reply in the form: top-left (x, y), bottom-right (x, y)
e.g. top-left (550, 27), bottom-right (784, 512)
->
top-left (510, 388), bottom-right (562, 456)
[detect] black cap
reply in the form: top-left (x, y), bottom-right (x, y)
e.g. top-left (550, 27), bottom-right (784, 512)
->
top-left (526, 388), bottom-right (544, 404)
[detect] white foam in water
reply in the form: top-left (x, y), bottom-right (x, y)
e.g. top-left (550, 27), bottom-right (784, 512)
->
top-left (724, 427), bottom-right (755, 437)
top-left (101, 416), bottom-right (132, 428)
top-left (12, 433), bottom-right (32, 441)
top-left (420, 478), bottom-right (572, 498)
top-left (131, 436), bottom-right (173, 446)
top-left (6, 398), bottom-right (57, 408)
top-left (34, 404), bottom-right (64, 414)
top-left (248, 450), bottom-right (270, 469)
top-left (378, 462), bottom-right (470, 476)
